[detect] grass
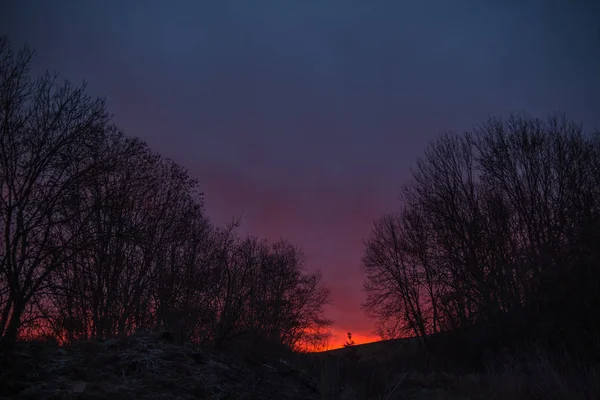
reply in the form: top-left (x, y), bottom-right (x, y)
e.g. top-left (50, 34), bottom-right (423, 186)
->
top-left (0, 331), bottom-right (320, 399)
top-left (316, 338), bottom-right (600, 399)
top-left (2, 331), bottom-right (597, 399)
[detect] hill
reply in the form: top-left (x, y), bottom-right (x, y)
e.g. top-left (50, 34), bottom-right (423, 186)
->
top-left (315, 333), bottom-right (600, 400)
top-left (0, 332), bottom-right (320, 400)
top-left (2, 331), bottom-right (598, 400)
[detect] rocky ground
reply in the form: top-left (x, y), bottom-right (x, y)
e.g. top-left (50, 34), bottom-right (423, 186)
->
top-left (0, 332), bottom-right (321, 400)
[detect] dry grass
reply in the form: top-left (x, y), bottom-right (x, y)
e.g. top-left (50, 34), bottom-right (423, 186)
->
top-left (3, 333), bottom-right (597, 399)
top-left (0, 332), bottom-right (320, 400)
top-left (320, 342), bottom-right (600, 400)
top-left (436, 362), bottom-right (600, 400)
top-left (331, 365), bottom-right (600, 400)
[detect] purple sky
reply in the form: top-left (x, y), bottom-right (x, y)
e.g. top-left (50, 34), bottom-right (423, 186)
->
top-left (3, 0), bottom-right (599, 346)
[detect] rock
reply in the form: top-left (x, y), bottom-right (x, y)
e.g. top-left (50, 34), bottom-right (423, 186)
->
top-left (72, 381), bottom-right (87, 393)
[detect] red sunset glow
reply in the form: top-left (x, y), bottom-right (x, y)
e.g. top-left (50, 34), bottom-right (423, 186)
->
top-left (194, 164), bottom-right (399, 346)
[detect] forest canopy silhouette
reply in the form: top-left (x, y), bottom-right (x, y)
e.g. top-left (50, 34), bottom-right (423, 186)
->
top-left (0, 36), bottom-right (332, 351)
top-left (362, 111), bottom-right (600, 360)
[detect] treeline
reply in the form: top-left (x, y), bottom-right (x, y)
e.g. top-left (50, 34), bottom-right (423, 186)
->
top-left (362, 112), bottom-right (600, 355)
top-left (0, 36), bottom-right (331, 350)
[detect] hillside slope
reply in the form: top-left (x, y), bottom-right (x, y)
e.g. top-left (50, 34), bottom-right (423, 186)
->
top-left (0, 332), bottom-right (320, 400)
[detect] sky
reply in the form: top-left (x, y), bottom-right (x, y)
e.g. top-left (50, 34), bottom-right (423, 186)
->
top-left (2, 0), bottom-right (599, 348)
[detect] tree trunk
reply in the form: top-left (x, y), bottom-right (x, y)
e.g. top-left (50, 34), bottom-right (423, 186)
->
top-left (0, 298), bottom-right (13, 337)
top-left (1, 299), bottom-right (24, 348)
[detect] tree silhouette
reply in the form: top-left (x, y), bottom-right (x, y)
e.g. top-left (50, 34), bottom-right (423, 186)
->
top-left (0, 35), bottom-right (333, 350)
top-left (362, 113), bottom-right (600, 357)
top-left (343, 332), bottom-right (355, 348)
top-left (0, 36), bottom-right (111, 345)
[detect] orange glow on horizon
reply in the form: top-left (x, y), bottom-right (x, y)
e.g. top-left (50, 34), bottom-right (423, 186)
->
top-left (18, 317), bottom-right (383, 353)
top-left (295, 327), bottom-right (381, 352)
top-left (324, 328), bottom-right (381, 351)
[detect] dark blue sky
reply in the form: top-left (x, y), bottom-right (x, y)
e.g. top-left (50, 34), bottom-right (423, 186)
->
top-left (3, 0), bottom-right (599, 345)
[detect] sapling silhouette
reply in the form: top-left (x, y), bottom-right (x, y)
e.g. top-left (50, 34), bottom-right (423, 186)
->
top-left (343, 332), bottom-right (355, 348)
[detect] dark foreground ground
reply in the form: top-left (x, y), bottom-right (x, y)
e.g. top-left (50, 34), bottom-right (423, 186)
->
top-left (1, 332), bottom-right (599, 399)
top-left (318, 335), bottom-right (600, 400)
top-left (0, 332), bottom-right (320, 400)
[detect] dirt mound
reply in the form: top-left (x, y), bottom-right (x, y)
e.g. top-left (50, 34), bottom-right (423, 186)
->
top-left (0, 333), bottom-right (320, 399)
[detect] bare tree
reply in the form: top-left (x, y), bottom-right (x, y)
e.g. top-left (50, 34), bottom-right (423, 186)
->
top-left (362, 213), bottom-right (427, 339)
top-left (210, 230), bottom-right (332, 350)
top-left (363, 113), bottom-right (600, 350)
top-left (1, 35), bottom-right (334, 353)
top-left (0, 36), bottom-right (110, 344)
top-left (44, 133), bottom-right (211, 342)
